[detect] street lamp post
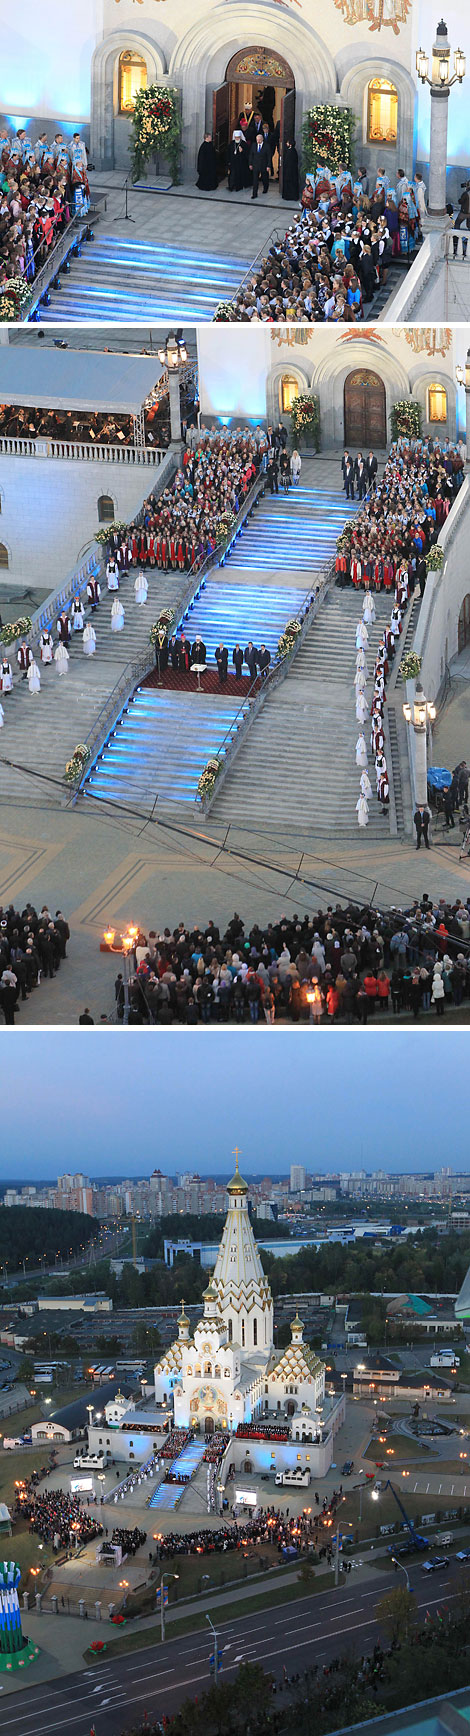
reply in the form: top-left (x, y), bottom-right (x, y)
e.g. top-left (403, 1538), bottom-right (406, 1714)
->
top-left (402, 682), bottom-right (436, 808)
top-left (157, 333), bottom-right (188, 445)
top-left (101, 924), bottom-right (138, 1024)
top-left (416, 22), bottom-right (466, 217)
top-left (206, 1611), bottom-right (220, 1684)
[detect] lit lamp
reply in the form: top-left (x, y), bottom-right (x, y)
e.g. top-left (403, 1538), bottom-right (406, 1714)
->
top-left (403, 680), bottom-right (436, 808)
top-left (156, 332), bottom-right (188, 442)
top-left (415, 21), bottom-right (466, 217)
top-left (100, 924), bottom-right (138, 1024)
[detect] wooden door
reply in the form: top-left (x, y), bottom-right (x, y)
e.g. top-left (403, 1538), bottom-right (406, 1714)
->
top-left (212, 83), bottom-right (230, 180)
top-left (458, 595), bottom-right (470, 653)
top-left (279, 87), bottom-right (295, 197)
top-left (344, 370), bottom-right (386, 449)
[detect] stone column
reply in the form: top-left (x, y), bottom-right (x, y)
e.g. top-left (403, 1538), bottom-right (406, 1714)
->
top-left (168, 372), bottom-right (182, 443)
top-left (428, 87), bottom-right (450, 215)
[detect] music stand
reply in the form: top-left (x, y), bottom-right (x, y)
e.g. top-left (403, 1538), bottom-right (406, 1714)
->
top-left (192, 662), bottom-right (206, 693)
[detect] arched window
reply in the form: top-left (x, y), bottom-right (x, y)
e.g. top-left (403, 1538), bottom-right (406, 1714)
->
top-left (428, 384), bottom-right (447, 423)
top-left (119, 50), bottom-right (147, 115)
top-left (253, 1319), bottom-right (258, 1347)
top-left (204, 1361), bottom-right (212, 1376)
top-left (0, 543), bottom-right (8, 568)
top-left (367, 79), bottom-right (398, 145)
top-left (241, 1318), bottom-right (245, 1348)
top-left (98, 493), bottom-right (115, 522)
top-left (279, 375), bottom-right (300, 415)
top-left (214, 1365), bottom-right (221, 1378)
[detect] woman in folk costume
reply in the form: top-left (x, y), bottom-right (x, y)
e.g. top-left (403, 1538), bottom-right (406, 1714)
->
top-left (355, 668), bottom-right (367, 694)
top-left (106, 557), bottom-right (120, 592)
top-left (355, 620), bottom-right (368, 650)
top-left (356, 689), bottom-right (368, 725)
top-left (335, 550), bottom-right (348, 586)
top-left (351, 555), bottom-right (362, 589)
top-left (0, 658), bottom-right (13, 693)
top-left (134, 570), bottom-right (148, 605)
top-left (360, 768), bottom-right (372, 800)
top-left (27, 658), bottom-right (41, 695)
top-left (83, 622), bottom-right (96, 657)
top-left (54, 641), bottom-right (69, 676)
top-left (375, 641), bottom-right (388, 679)
top-left (356, 652), bottom-right (368, 682)
top-left (39, 627), bottom-right (54, 664)
top-left (390, 604), bottom-right (402, 644)
top-left (111, 598), bottom-right (125, 633)
top-left (356, 732), bottom-right (368, 769)
top-left (71, 595), bottom-right (84, 633)
top-left (363, 586), bottom-right (376, 626)
top-left (383, 555), bottom-right (394, 592)
top-left (356, 792), bottom-right (369, 828)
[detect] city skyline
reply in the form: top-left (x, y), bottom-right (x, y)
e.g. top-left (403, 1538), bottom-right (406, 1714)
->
top-left (1, 1030), bottom-right (468, 1181)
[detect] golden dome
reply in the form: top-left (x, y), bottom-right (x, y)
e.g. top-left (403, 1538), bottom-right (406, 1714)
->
top-left (226, 1150), bottom-right (248, 1196)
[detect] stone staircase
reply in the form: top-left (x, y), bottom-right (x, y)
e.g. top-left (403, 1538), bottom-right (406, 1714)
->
top-left (223, 486), bottom-right (356, 573)
top-left (210, 589), bottom-right (396, 838)
top-left (38, 234), bottom-right (250, 325)
top-left (85, 690), bottom-right (248, 811)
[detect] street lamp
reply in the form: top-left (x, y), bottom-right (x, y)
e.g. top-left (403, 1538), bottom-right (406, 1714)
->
top-left (159, 1571), bottom-right (178, 1644)
top-left (415, 21), bottom-right (466, 216)
top-left (100, 924), bottom-right (138, 1024)
top-left (390, 1554), bottom-right (411, 1593)
top-left (156, 332), bottom-right (188, 443)
top-left (402, 681), bottom-right (436, 808)
top-left (206, 1611), bottom-right (220, 1684)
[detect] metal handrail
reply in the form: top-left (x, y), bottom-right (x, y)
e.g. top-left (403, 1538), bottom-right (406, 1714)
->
top-left (215, 227), bottom-right (284, 313)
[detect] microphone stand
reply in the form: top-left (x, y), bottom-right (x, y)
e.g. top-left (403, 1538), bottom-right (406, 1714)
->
top-left (114, 175), bottom-right (135, 224)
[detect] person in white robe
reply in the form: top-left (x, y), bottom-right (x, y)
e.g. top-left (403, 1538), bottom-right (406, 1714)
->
top-left (83, 623), bottom-right (96, 657)
top-left (355, 669), bottom-right (366, 693)
top-left (0, 659), bottom-right (13, 693)
top-left (27, 660), bottom-right (41, 695)
top-left (39, 629), bottom-right (54, 663)
top-left (54, 642), bottom-right (69, 676)
top-left (363, 590), bottom-right (376, 625)
top-left (355, 621), bottom-right (368, 650)
top-left (134, 571), bottom-right (148, 605)
top-left (356, 650), bottom-right (368, 675)
top-left (356, 794), bottom-right (369, 828)
top-left (71, 596), bottom-right (84, 632)
top-left (356, 733), bottom-right (368, 768)
top-left (360, 769), bottom-right (372, 800)
top-left (111, 598), bottom-right (125, 632)
top-left (356, 691), bottom-right (368, 724)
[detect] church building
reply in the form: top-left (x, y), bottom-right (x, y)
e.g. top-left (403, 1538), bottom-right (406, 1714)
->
top-left (154, 1155), bottom-right (345, 1474)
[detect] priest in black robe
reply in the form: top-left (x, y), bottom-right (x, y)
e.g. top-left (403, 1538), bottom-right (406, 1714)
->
top-left (282, 139), bottom-right (299, 202)
top-left (196, 133), bottom-right (218, 191)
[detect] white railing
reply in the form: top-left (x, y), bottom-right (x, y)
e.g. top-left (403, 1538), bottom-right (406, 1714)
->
top-left (0, 435), bottom-right (164, 466)
top-left (383, 227), bottom-right (470, 324)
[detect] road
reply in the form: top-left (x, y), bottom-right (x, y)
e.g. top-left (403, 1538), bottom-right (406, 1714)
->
top-left (1, 1561), bottom-right (461, 1736)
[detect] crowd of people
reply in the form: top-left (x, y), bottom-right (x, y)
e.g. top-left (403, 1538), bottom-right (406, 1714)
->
top-left (0, 901), bottom-right (70, 1025)
top-left (106, 898), bottom-right (470, 1026)
top-left (0, 126), bottom-right (90, 296)
top-left (103, 427), bottom-right (264, 576)
top-left (218, 161), bottom-right (424, 322)
top-left (202, 1432), bottom-right (230, 1463)
top-left (0, 402), bottom-right (169, 449)
top-left (152, 1494), bottom-right (343, 1565)
top-left (111, 1524), bottom-right (146, 1556)
top-left (17, 1483), bottom-right (103, 1551)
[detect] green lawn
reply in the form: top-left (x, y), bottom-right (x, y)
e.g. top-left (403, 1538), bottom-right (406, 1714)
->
top-left (363, 1433), bottom-right (438, 1464)
top-left (125, 1540), bottom-right (284, 1617)
top-left (84, 1573), bottom-right (336, 1664)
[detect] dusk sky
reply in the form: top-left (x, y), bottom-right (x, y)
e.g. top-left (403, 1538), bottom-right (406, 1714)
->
top-left (0, 1032), bottom-right (466, 1182)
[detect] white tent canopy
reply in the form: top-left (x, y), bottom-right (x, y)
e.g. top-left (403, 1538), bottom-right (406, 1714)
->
top-left (0, 350), bottom-right (163, 414)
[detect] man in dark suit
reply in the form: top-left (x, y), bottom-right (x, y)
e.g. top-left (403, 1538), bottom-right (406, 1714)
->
top-left (354, 452), bottom-right (367, 500)
top-left (366, 450), bottom-right (378, 489)
top-left (215, 643), bottom-right (228, 685)
top-left (244, 641), bottom-right (258, 679)
top-left (191, 636), bottom-right (206, 666)
top-left (267, 450), bottom-right (279, 494)
top-left (258, 644), bottom-right (271, 678)
top-left (250, 133), bottom-right (270, 199)
top-left (233, 643), bottom-right (244, 679)
top-left (342, 452), bottom-right (355, 500)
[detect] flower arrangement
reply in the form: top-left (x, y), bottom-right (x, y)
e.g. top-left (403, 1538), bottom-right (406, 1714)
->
top-left (0, 277), bottom-right (32, 322)
top-left (197, 757), bottom-right (222, 802)
top-left (217, 511), bottom-right (236, 541)
top-left (90, 1640), bottom-right (107, 1653)
top-left (290, 393), bottom-right (320, 450)
top-left (1, 616), bottom-right (32, 647)
top-left (64, 743), bottom-right (91, 786)
top-left (130, 85), bottom-right (182, 185)
top-left (95, 523), bottom-right (128, 546)
top-left (278, 618), bottom-right (301, 659)
top-left (213, 302), bottom-right (237, 323)
top-left (302, 105), bottom-right (355, 177)
top-left (390, 400), bottom-right (422, 441)
top-left (426, 545), bottom-right (444, 572)
top-left (149, 608), bottom-right (175, 645)
top-left (401, 651), bottom-right (422, 681)
top-left (336, 524), bottom-right (354, 554)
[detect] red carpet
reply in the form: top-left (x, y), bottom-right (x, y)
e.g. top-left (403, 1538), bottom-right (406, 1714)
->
top-left (142, 667), bottom-right (259, 698)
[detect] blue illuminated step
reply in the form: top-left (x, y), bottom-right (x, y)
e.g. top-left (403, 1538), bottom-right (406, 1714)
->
top-left (223, 488), bottom-right (357, 571)
top-left (84, 690), bottom-right (248, 810)
top-left (38, 233), bottom-right (251, 324)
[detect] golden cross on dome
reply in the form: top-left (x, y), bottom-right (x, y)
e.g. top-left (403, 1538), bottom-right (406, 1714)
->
top-left (232, 1147), bottom-right (242, 1172)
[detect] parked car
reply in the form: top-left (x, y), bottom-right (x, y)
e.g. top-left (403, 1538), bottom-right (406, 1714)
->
top-left (421, 1556), bottom-right (449, 1573)
top-left (342, 1461), bottom-right (354, 1476)
top-left (455, 1550), bottom-right (470, 1563)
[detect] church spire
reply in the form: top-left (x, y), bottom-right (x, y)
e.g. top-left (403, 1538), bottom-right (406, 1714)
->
top-left (226, 1146), bottom-right (248, 1196)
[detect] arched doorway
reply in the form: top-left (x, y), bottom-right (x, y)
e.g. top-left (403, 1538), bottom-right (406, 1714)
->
top-left (212, 46), bottom-right (295, 192)
top-left (458, 595), bottom-right (470, 654)
top-left (205, 1415), bottom-right (215, 1435)
top-left (344, 370), bottom-right (386, 450)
